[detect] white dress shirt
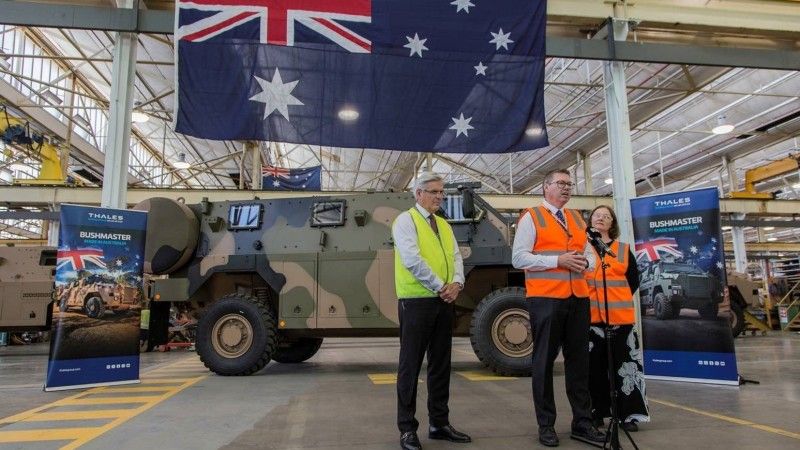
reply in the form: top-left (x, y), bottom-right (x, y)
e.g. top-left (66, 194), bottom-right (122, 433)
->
top-left (392, 204), bottom-right (465, 293)
top-left (512, 200), bottom-right (596, 272)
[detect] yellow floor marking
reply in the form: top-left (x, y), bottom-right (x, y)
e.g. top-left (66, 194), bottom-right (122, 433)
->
top-left (650, 398), bottom-right (800, 440)
top-left (0, 427), bottom-right (105, 443)
top-left (55, 396), bottom-right (166, 405)
top-left (456, 371), bottom-right (517, 381)
top-left (368, 373), bottom-right (398, 384)
top-left (93, 386), bottom-right (176, 393)
top-left (138, 378), bottom-right (196, 383)
top-left (20, 410), bottom-right (135, 422)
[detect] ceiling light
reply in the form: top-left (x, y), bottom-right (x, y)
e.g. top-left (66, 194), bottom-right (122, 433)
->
top-left (131, 111), bottom-right (150, 123)
top-left (73, 114), bottom-right (91, 129)
top-left (763, 226), bottom-right (775, 231)
top-left (721, 226), bottom-right (732, 231)
top-left (767, 237), bottom-right (777, 242)
top-left (337, 108), bottom-right (359, 121)
top-left (40, 89), bottom-right (62, 105)
top-left (711, 115), bottom-right (735, 135)
top-left (604, 178), bottom-right (613, 185)
top-left (525, 127), bottom-right (543, 137)
top-left (778, 253), bottom-right (785, 257)
top-left (173, 153), bottom-right (191, 170)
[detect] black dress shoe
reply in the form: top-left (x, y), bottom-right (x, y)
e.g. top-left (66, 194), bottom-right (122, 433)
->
top-left (538, 426), bottom-right (559, 447)
top-left (570, 425), bottom-right (606, 446)
top-left (429, 424), bottom-right (472, 443)
top-left (400, 431), bottom-right (422, 450)
top-left (621, 421), bottom-right (638, 432)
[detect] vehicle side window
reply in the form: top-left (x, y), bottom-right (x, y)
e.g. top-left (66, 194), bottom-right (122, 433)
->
top-left (39, 249), bottom-right (57, 266)
top-left (311, 200), bottom-right (346, 227)
top-left (228, 204), bottom-right (263, 230)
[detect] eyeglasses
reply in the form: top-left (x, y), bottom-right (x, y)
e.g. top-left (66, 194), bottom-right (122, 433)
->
top-left (422, 189), bottom-right (445, 196)
top-left (593, 214), bottom-right (613, 220)
top-left (548, 180), bottom-right (574, 190)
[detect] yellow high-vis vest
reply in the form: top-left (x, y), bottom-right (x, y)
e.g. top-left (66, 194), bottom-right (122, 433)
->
top-left (394, 208), bottom-right (456, 299)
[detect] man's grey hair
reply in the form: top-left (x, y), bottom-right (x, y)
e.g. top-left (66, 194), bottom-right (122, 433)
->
top-left (415, 171), bottom-right (444, 191)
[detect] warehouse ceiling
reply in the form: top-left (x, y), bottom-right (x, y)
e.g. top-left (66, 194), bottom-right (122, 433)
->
top-left (1, 0), bottom-right (799, 246)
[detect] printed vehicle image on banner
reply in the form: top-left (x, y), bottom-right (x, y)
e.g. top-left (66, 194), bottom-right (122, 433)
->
top-left (630, 188), bottom-right (739, 385)
top-left (45, 205), bottom-right (148, 391)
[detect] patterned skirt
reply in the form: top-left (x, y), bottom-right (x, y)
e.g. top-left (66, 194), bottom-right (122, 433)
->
top-left (588, 324), bottom-right (650, 424)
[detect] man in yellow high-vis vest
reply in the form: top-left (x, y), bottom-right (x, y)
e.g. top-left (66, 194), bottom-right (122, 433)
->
top-left (393, 172), bottom-right (471, 450)
top-left (512, 169), bottom-right (605, 448)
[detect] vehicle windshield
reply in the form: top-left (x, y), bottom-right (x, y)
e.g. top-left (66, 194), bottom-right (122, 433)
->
top-left (661, 263), bottom-right (705, 275)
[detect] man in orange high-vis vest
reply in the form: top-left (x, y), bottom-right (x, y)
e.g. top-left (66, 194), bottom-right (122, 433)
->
top-left (512, 169), bottom-right (605, 448)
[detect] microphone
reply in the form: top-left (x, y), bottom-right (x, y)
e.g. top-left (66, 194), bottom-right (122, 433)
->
top-left (586, 227), bottom-right (616, 257)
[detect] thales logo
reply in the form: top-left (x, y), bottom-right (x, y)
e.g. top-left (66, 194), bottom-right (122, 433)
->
top-left (88, 212), bottom-right (123, 222)
top-left (654, 197), bottom-right (691, 208)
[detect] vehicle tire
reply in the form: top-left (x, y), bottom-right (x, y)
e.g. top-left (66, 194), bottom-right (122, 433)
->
top-left (653, 293), bottom-right (674, 320)
top-left (85, 296), bottom-right (105, 318)
top-left (728, 300), bottom-right (746, 337)
top-left (698, 301), bottom-right (719, 320)
top-left (196, 293), bottom-right (277, 376)
top-left (273, 337), bottom-right (323, 363)
top-left (469, 287), bottom-right (532, 377)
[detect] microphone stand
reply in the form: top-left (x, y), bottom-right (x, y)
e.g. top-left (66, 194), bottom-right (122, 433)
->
top-left (595, 241), bottom-right (639, 450)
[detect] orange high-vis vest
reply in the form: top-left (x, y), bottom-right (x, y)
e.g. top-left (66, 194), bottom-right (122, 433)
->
top-left (587, 241), bottom-right (635, 325)
top-left (523, 206), bottom-right (590, 299)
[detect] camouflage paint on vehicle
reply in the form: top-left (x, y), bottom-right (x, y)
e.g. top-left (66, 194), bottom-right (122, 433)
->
top-left (0, 246), bottom-right (56, 332)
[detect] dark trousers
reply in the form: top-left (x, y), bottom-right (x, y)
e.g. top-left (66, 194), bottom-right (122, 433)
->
top-left (528, 296), bottom-right (592, 428)
top-left (397, 297), bottom-right (454, 433)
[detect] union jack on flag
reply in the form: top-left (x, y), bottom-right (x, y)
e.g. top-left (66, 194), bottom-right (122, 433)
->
top-left (634, 238), bottom-right (683, 262)
top-left (57, 248), bottom-right (106, 271)
top-left (177, 0), bottom-right (372, 53)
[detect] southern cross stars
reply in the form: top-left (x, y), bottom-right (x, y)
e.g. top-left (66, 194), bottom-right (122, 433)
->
top-left (249, 68), bottom-right (304, 121)
top-left (474, 61), bottom-right (487, 76)
top-left (450, 113), bottom-right (474, 137)
top-left (489, 28), bottom-right (513, 50)
top-left (404, 33), bottom-right (428, 57)
top-left (450, 0), bottom-right (475, 13)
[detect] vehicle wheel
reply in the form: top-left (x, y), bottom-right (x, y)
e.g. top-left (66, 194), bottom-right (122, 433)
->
top-left (728, 300), bottom-right (746, 337)
top-left (469, 287), bottom-right (532, 376)
top-left (698, 301), bottom-right (720, 320)
top-left (273, 337), bottom-right (323, 363)
top-left (196, 293), bottom-right (277, 376)
top-left (653, 293), bottom-right (674, 320)
top-left (85, 296), bottom-right (105, 318)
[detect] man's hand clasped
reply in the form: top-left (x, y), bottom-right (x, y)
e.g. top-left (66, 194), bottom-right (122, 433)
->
top-left (438, 282), bottom-right (462, 303)
top-left (557, 251), bottom-right (588, 273)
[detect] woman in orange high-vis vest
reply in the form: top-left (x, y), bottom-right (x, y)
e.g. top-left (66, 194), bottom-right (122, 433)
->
top-left (586, 205), bottom-right (650, 433)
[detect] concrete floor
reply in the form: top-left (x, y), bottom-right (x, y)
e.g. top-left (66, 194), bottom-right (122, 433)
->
top-left (1, 334), bottom-right (799, 450)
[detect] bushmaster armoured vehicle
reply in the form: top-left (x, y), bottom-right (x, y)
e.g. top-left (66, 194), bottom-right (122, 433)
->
top-left (57, 273), bottom-right (142, 318)
top-left (639, 261), bottom-right (721, 320)
top-left (0, 246), bottom-right (56, 332)
top-left (136, 189), bottom-right (533, 376)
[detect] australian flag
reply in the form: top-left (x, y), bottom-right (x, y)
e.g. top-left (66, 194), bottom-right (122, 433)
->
top-left (175, 0), bottom-right (548, 153)
top-left (262, 164), bottom-right (322, 190)
top-left (56, 247), bottom-right (106, 272)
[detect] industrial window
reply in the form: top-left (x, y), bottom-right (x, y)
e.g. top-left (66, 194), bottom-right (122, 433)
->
top-left (228, 204), bottom-right (263, 230)
top-left (311, 200), bottom-right (346, 227)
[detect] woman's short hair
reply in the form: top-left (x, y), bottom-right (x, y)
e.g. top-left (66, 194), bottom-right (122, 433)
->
top-left (589, 205), bottom-right (619, 240)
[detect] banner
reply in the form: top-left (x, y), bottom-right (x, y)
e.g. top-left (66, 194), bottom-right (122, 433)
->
top-left (46, 205), bottom-right (148, 391)
top-left (262, 164), bottom-right (321, 190)
top-left (630, 188), bottom-right (739, 385)
top-left (174, 0), bottom-right (548, 153)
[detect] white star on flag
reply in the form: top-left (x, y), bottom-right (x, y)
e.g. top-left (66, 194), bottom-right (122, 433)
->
top-left (690, 245), bottom-right (698, 254)
top-left (450, 0), bottom-right (475, 13)
top-left (449, 113), bottom-right (474, 137)
top-left (716, 261), bottom-right (723, 269)
top-left (272, 180), bottom-right (281, 187)
top-left (249, 68), bottom-right (304, 121)
top-left (489, 28), bottom-right (513, 50)
top-left (404, 33), bottom-right (428, 57)
top-left (474, 62), bottom-right (487, 76)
